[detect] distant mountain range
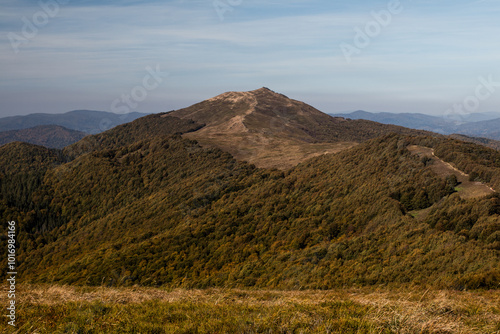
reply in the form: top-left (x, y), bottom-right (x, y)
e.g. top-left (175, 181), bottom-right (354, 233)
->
top-left (331, 110), bottom-right (500, 140)
top-left (0, 110), bottom-right (148, 134)
top-left (3, 105), bottom-right (500, 151)
top-left (0, 125), bottom-right (87, 149)
top-left (0, 110), bottom-right (149, 148)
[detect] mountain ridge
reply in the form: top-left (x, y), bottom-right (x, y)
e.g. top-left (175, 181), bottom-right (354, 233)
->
top-left (3, 133), bottom-right (499, 289)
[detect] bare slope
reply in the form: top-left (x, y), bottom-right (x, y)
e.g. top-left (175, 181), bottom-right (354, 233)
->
top-left (167, 88), bottom-right (430, 169)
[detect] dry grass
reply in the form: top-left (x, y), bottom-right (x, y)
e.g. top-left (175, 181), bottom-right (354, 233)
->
top-left (349, 289), bottom-right (500, 334)
top-left (1, 285), bottom-right (499, 333)
top-left (184, 131), bottom-right (357, 170)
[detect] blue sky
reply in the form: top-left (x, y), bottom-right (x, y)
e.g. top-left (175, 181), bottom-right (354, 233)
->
top-left (1, 0), bottom-right (500, 117)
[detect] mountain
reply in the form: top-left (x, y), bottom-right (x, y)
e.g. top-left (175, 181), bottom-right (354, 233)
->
top-left (167, 88), bottom-right (431, 169)
top-left (455, 118), bottom-right (500, 140)
top-left (446, 111), bottom-right (500, 123)
top-left (333, 110), bottom-right (500, 141)
top-left (331, 110), bottom-right (458, 134)
top-left (0, 88), bottom-right (499, 291)
top-left (0, 110), bottom-right (148, 134)
top-left (0, 125), bottom-right (87, 149)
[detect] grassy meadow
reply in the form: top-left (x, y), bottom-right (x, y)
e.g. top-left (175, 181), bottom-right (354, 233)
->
top-left (1, 285), bottom-right (499, 333)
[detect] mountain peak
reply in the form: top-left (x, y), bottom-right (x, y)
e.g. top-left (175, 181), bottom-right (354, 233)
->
top-left (249, 87), bottom-right (273, 94)
top-left (164, 88), bottom-right (341, 168)
top-left (167, 88), bottom-right (320, 134)
top-left (205, 87), bottom-right (283, 103)
top-left (251, 87), bottom-right (283, 95)
top-left (165, 88), bottom-right (427, 169)
top-left (204, 87), bottom-right (288, 104)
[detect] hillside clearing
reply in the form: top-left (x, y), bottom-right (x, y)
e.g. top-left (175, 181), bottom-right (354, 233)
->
top-left (184, 132), bottom-right (357, 169)
top-left (408, 145), bottom-right (495, 199)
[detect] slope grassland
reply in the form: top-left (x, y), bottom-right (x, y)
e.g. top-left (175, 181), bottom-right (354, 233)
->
top-left (2, 285), bottom-right (499, 334)
top-left (184, 131), bottom-right (358, 169)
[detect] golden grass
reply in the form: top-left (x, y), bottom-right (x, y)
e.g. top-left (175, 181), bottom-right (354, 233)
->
top-left (1, 285), bottom-right (499, 333)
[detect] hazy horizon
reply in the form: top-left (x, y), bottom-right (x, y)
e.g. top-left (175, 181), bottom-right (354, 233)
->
top-left (0, 101), bottom-right (498, 119)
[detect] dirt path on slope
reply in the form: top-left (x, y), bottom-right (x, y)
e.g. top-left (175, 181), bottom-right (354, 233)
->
top-left (408, 145), bottom-right (495, 199)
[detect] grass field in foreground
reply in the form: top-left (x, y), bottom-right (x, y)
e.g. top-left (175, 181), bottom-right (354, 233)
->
top-left (1, 285), bottom-right (499, 333)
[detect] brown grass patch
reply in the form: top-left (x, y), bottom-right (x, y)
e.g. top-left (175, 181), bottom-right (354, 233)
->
top-left (184, 131), bottom-right (357, 169)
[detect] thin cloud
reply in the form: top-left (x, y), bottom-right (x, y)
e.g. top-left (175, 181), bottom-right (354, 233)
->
top-left (1, 0), bottom-right (499, 116)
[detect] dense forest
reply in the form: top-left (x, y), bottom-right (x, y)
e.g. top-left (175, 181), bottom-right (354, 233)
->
top-left (1, 130), bottom-right (499, 290)
top-left (63, 114), bottom-right (204, 158)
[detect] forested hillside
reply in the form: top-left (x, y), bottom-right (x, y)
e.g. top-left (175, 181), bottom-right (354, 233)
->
top-left (63, 114), bottom-right (204, 158)
top-left (0, 142), bottom-right (66, 216)
top-left (1, 133), bottom-right (499, 290)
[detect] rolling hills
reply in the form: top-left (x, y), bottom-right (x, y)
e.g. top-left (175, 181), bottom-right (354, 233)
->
top-left (457, 117), bottom-right (500, 140)
top-left (0, 110), bottom-right (148, 134)
top-left (0, 125), bottom-right (87, 149)
top-left (0, 88), bottom-right (499, 293)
